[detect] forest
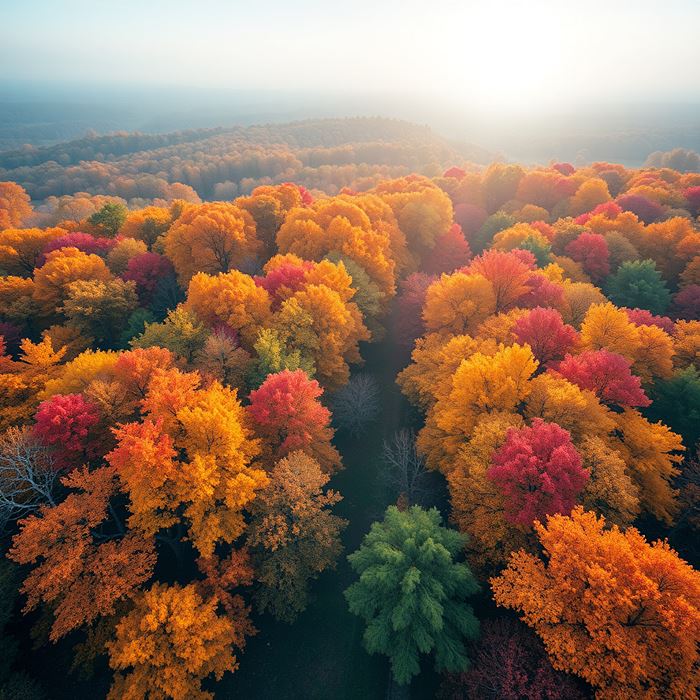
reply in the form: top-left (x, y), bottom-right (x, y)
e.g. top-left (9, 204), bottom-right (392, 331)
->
top-left (0, 152), bottom-right (699, 700)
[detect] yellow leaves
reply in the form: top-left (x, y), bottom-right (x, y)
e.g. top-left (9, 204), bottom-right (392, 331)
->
top-left (41, 348), bottom-right (118, 399)
top-left (420, 343), bottom-right (537, 471)
top-left (111, 371), bottom-right (266, 557)
top-left (163, 201), bottom-right (262, 284)
top-left (276, 196), bottom-right (397, 302)
top-left (184, 270), bottom-right (272, 350)
top-left (422, 272), bottom-right (496, 336)
top-left (107, 582), bottom-right (244, 700)
top-left (32, 246), bottom-right (112, 316)
top-left (609, 409), bottom-right (683, 524)
top-left (525, 372), bottom-right (615, 443)
top-left (579, 302), bottom-right (640, 358)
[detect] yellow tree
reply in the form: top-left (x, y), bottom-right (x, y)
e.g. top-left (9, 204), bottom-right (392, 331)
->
top-left (107, 582), bottom-right (250, 700)
top-left (163, 202), bottom-right (262, 284)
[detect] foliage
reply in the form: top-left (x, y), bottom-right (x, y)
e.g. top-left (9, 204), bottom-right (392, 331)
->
top-left (345, 505), bottom-right (479, 685)
top-left (492, 507), bottom-right (700, 700)
top-left (247, 452), bottom-right (346, 622)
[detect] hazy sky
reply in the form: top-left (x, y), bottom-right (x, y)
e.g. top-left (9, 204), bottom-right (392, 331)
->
top-left (3, 0), bottom-right (699, 114)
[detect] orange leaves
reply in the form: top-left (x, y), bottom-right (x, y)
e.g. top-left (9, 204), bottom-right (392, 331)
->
top-left (163, 201), bottom-right (262, 284)
top-left (107, 582), bottom-right (248, 700)
top-left (492, 507), bottom-right (700, 699)
top-left (9, 466), bottom-right (156, 641)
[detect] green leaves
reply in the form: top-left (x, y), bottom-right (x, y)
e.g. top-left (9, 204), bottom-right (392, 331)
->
top-left (344, 505), bottom-right (480, 685)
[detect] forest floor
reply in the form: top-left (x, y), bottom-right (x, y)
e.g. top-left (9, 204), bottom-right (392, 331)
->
top-left (220, 340), bottom-right (441, 700)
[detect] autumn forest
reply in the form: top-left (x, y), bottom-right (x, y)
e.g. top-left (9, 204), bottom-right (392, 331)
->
top-left (7, 0), bottom-right (700, 693)
top-left (0, 119), bottom-right (699, 699)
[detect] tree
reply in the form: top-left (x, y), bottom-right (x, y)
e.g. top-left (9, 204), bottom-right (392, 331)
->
top-left (62, 278), bottom-right (138, 346)
top-left (0, 427), bottom-right (58, 531)
top-left (393, 272), bottom-right (435, 350)
top-left (184, 269), bottom-right (272, 350)
top-left (564, 232), bottom-right (610, 281)
top-left (420, 344), bottom-right (538, 471)
top-left (345, 506), bottom-right (479, 685)
top-left (647, 366), bottom-right (700, 456)
top-left (466, 250), bottom-right (533, 312)
top-left (673, 284), bottom-right (700, 320)
top-left (33, 393), bottom-right (101, 470)
top-left (0, 181), bottom-right (32, 230)
top-left (247, 369), bottom-right (341, 473)
top-left (118, 205), bottom-right (172, 246)
top-left (163, 202), bottom-right (262, 283)
top-left (423, 224), bottom-right (472, 275)
top-left (247, 452), bottom-right (346, 622)
top-left (606, 259), bottom-right (672, 315)
top-left (32, 247), bottom-right (112, 316)
top-left (120, 252), bottom-right (175, 303)
top-left (87, 202), bottom-right (128, 237)
top-left (487, 419), bottom-right (588, 527)
top-left (9, 466), bottom-right (156, 641)
top-left (109, 375), bottom-right (267, 556)
top-left (513, 307), bottom-right (577, 366)
top-left (43, 231), bottom-right (116, 264)
top-left (555, 349), bottom-right (650, 408)
top-left (132, 307), bottom-right (209, 363)
top-left (491, 507), bottom-right (700, 700)
top-left (107, 582), bottom-right (250, 700)
top-left (422, 272), bottom-right (496, 335)
top-left (330, 373), bottom-right (381, 437)
top-left (439, 618), bottom-right (587, 700)
top-left (616, 193), bottom-right (664, 223)
top-left (372, 176), bottom-right (453, 259)
top-left (381, 429), bottom-right (434, 507)
top-left (0, 227), bottom-right (65, 276)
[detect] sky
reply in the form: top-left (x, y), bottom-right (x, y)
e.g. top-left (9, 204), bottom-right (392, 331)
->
top-left (2, 0), bottom-right (700, 115)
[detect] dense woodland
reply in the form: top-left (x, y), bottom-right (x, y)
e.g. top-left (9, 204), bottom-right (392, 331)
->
top-left (0, 151), bottom-right (699, 699)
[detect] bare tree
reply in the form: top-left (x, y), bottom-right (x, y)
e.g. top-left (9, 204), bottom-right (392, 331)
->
top-left (331, 373), bottom-right (381, 438)
top-left (0, 427), bottom-right (58, 532)
top-left (381, 429), bottom-right (434, 506)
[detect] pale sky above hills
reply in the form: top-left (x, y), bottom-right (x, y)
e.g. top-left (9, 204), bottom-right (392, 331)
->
top-left (3, 0), bottom-right (699, 115)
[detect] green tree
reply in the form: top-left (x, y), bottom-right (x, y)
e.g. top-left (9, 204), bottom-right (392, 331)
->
top-left (131, 307), bottom-right (209, 363)
top-left (647, 366), bottom-right (700, 449)
top-left (246, 328), bottom-right (315, 390)
top-left (88, 202), bottom-right (128, 237)
top-left (606, 259), bottom-right (671, 314)
top-left (344, 506), bottom-right (480, 685)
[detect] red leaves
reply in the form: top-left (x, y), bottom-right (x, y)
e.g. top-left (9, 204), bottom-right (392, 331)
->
top-left (247, 369), bottom-right (340, 471)
top-left (33, 393), bottom-right (101, 469)
top-left (121, 252), bottom-right (175, 302)
top-left (488, 418), bottom-right (588, 527)
top-left (513, 307), bottom-right (578, 366)
top-left (423, 224), bottom-right (471, 275)
top-left (565, 232), bottom-right (610, 281)
top-left (555, 349), bottom-right (651, 407)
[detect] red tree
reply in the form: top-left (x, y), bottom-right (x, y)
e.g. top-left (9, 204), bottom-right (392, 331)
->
top-left (33, 393), bottom-right (101, 469)
top-left (121, 252), bottom-right (175, 303)
top-left (487, 419), bottom-right (588, 527)
top-left (673, 285), bottom-right (700, 320)
top-left (564, 232), bottom-right (610, 281)
top-left (616, 193), bottom-right (664, 224)
top-left (574, 201), bottom-right (622, 226)
top-left (684, 186), bottom-right (700, 215)
top-left (555, 349), bottom-right (651, 407)
top-left (40, 232), bottom-right (115, 264)
top-left (625, 307), bottom-right (675, 335)
top-left (247, 369), bottom-right (341, 472)
top-left (440, 618), bottom-right (586, 700)
top-left (423, 224), bottom-right (472, 275)
top-left (513, 307), bottom-right (578, 366)
top-left (393, 272), bottom-right (436, 349)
